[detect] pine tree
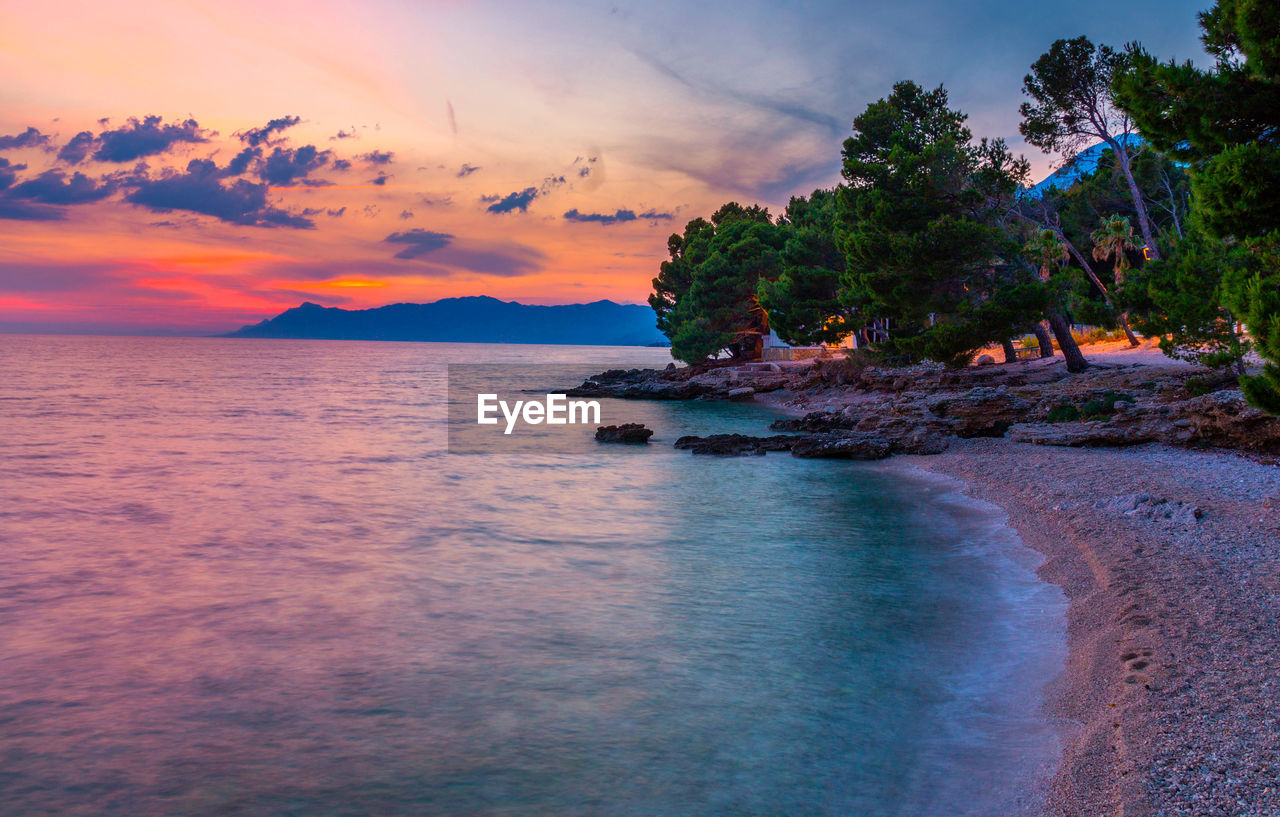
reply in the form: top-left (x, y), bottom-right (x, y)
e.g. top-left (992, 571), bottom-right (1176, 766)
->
top-left (837, 81), bottom-right (1047, 367)
top-left (649, 204), bottom-right (783, 363)
top-left (757, 189), bottom-right (854, 346)
top-left (1021, 36), bottom-right (1163, 260)
top-left (1116, 0), bottom-right (1280, 412)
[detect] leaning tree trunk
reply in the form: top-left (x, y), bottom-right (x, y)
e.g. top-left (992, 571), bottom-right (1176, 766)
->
top-left (1112, 263), bottom-right (1141, 348)
top-left (1111, 139), bottom-right (1161, 261)
top-left (1119, 317), bottom-right (1140, 347)
top-left (1033, 321), bottom-right (1055, 358)
top-left (1001, 338), bottom-right (1018, 364)
top-left (1059, 229), bottom-right (1141, 346)
top-left (1047, 310), bottom-right (1088, 373)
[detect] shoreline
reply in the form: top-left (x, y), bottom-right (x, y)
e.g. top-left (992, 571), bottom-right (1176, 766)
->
top-left (884, 461), bottom-right (1069, 816)
top-left (891, 438), bottom-right (1280, 816)
top-left (580, 344), bottom-right (1280, 813)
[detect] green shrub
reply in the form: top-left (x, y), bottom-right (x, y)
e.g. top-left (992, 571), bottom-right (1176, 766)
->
top-left (1079, 391), bottom-right (1135, 419)
top-left (1185, 376), bottom-right (1213, 397)
top-left (1046, 403), bottom-right (1081, 423)
top-left (1047, 391), bottom-right (1134, 422)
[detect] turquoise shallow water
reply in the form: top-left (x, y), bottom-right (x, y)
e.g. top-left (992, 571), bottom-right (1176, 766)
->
top-left (0, 335), bottom-right (1065, 816)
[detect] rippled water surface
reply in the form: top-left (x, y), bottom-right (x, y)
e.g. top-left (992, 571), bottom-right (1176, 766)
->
top-left (0, 335), bottom-right (1066, 816)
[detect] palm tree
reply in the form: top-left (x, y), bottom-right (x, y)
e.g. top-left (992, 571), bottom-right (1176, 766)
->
top-left (1023, 229), bottom-right (1089, 372)
top-left (1091, 215), bottom-right (1139, 285)
top-left (1028, 228), bottom-right (1069, 281)
top-left (1091, 215), bottom-right (1142, 346)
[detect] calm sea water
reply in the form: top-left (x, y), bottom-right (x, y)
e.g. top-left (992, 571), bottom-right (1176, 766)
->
top-left (0, 335), bottom-right (1065, 817)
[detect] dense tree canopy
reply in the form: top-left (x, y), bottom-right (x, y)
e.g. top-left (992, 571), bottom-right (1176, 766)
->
top-left (836, 81), bottom-right (1047, 366)
top-left (649, 203), bottom-right (781, 363)
top-left (756, 189), bottom-right (852, 346)
top-left (1123, 229), bottom-right (1252, 371)
top-left (648, 3), bottom-right (1279, 406)
top-left (1117, 0), bottom-right (1280, 411)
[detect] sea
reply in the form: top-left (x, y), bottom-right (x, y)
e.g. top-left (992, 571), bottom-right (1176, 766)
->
top-left (0, 335), bottom-right (1067, 817)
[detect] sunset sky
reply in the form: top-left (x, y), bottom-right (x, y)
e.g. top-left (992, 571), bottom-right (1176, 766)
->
top-left (1, 0), bottom-right (1207, 334)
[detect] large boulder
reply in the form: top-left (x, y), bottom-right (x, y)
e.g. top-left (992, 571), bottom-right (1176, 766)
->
top-left (595, 423), bottom-right (654, 444)
top-left (1163, 390), bottom-right (1280, 452)
top-left (889, 428), bottom-right (951, 455)
top-left (927, 386), bottom-right (1033, 437)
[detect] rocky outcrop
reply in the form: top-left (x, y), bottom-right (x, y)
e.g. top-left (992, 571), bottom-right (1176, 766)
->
top-left (595, 423), bottom-right (654, 444)
top-left (770, 411), bottom-right (861, 433)
top-left (572, 357), bottom-right (1280, 458)
top-left (1164, 390), bottom-right (1280, 452)
top-left (568, 368), bottom-right (709, 400)
top-left (789, 433), bottom-right (892, 460)
top-left (672, 426), bottom-right (943, 459)
top-left (1008, 421), bottom-right (1159, 447)
top-left (927, 386), bottom-right (1033, 437)
top-left (568, 365), bottom-right (788, 401)
top-left (1010, 389), bottom-right (1280, 452)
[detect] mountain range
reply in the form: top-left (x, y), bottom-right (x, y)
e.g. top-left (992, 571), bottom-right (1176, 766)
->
top-left (223, 297), bottom-right (667, 346)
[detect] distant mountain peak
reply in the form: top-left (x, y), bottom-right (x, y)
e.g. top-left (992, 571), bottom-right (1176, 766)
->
top-left (1027, 135), bottom-right (1145, 197)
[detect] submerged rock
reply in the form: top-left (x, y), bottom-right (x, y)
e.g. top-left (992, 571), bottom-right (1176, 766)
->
top-left (673, 433), bottom-right (796, 456)
top-left (595, 423), bottom-right (654, 444)
top-left (672, 430), bottom-right (911, 460)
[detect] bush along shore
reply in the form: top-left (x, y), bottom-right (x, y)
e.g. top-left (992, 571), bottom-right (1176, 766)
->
top-left (574, 351), bottom-right (1280, 816)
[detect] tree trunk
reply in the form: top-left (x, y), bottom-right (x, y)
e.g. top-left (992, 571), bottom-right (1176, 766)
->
top-left (1160, 167), bottom-right (1184, 240)
top-left (1059, 230), bottom-right (1118, 307)
top-left (1110, 260), bottom-right (1142, 348)
top-left (1033, 321), bottom-right (1054, 358)
top-left (1120, 315), bottom-right (1140, 346)
top-left (1047, 310), bottom-right (1088, 373)
top-left (1111, 139), bottom-right (1161, 261)
top-left (1001, 338), bottom-right (1018, 364)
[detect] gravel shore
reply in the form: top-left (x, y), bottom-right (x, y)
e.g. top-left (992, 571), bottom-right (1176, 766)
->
top-left (901, 439), bottom-right (1280, 816)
